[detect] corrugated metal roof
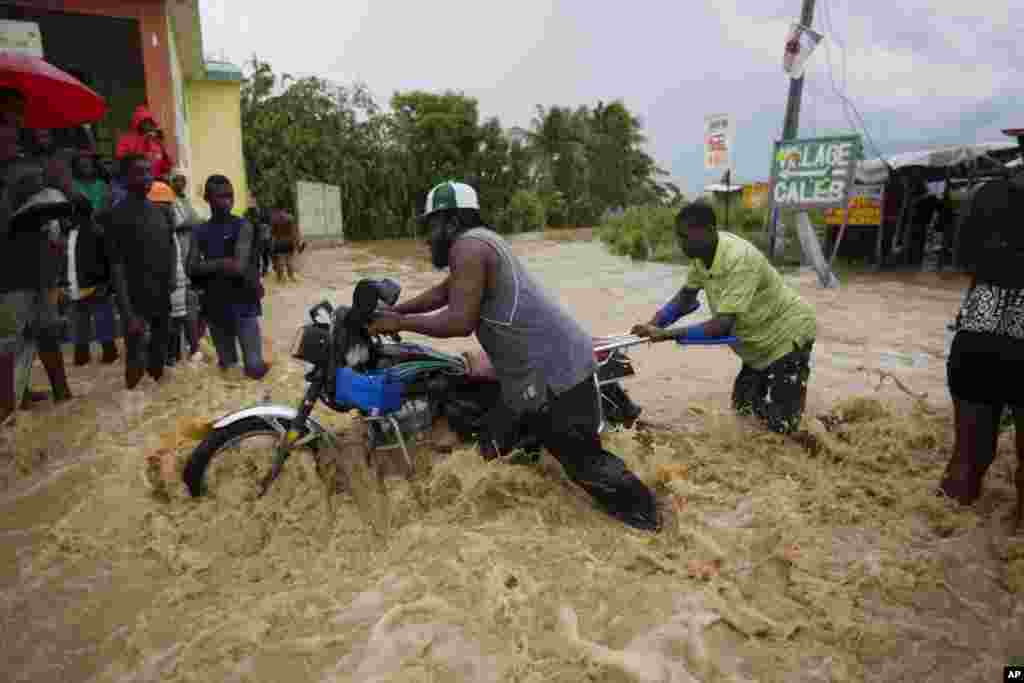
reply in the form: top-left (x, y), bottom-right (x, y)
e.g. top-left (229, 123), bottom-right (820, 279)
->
top-left (204, 60), bottom-right (242, 82)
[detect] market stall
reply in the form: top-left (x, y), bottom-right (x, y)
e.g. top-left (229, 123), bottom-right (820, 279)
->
top-left (827, 140), bottom-right (1021, 271)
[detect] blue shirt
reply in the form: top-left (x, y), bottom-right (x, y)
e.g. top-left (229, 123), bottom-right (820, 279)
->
top-left (192, 215), bottom-right (262, 322)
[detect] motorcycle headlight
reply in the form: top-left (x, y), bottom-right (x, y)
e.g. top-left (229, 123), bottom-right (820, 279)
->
top-left (290, 324), bottom-right (331, 365)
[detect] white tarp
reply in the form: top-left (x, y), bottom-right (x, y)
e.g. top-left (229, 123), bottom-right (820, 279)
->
top-left (855, 141), bottom-right (1019, 184)
top-left (703, 183), bottom-right (743, 193)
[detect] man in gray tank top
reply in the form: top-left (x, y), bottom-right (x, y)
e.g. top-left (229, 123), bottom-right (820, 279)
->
top-left (369, 181), bottom-right (658, 531)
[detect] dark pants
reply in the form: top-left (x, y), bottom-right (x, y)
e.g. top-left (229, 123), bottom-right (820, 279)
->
top-left (486, 376), bottom-right (658, 530)
top-left (72, 296), bottom-right (116, 345)
top-left (125, 315), bottom-right (171, 384)
top-left (208, 316), bottom-right (266, 379)
top-left (732, 340), bottom-right (814, 435)
top-left (167, 316), bottom-right (200, 364)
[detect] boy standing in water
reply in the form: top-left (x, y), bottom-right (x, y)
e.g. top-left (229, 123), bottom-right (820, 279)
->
top-left (188, 175), bottom-right (268, 379)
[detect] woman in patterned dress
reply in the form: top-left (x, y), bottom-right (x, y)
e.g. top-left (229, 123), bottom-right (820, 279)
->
top-left (939, 171), bottom-right (1024, 526)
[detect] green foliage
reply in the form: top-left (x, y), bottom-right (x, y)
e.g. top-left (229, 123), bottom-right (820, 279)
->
top-left (240, 59), bottom-right (672, 240)
top-left (599, 205), bottom-right (683, 263)
top-left (597, 199), bottom-right (823, 268)
top-left (540, 189), bottom-right (569, 227)
top-left (497, 189), bottom-right (547, 234)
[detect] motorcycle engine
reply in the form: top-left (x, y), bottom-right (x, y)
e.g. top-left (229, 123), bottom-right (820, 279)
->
top-left (371, 398), bottom-right (436, 447)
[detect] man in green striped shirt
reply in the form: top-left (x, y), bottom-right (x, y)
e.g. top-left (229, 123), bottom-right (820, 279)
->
top-left (633, 201), bottom-right (817, 434)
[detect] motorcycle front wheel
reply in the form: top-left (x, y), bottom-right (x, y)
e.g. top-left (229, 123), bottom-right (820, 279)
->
top-left (182, 417), bottom-right (322, 499)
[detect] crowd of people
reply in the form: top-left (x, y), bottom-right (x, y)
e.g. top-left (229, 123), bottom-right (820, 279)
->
top-left (3, 67), bottom-right (1022, 534)
top-left (1, 91), bottom-right (303, 433)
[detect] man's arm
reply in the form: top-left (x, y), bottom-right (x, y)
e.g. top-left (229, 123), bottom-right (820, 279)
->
top-left (663, 312), bottom-right (736, 340)
top-left (233, 218), bottom-right (254, 273)
top-left (392, 276), bottom-right (451, 315)
top-left (395, 241), bottom-right (485, 338)
top-left (187, 224), bottom-right (240, 277)
top-left (646, 286), bottom-right (702, 328)
top-left (656, 259), bottom-right (760, 340)
top-left (101, 214), bottom-right (135, 321)
top-left (168, 216), bottom-right (179, 289)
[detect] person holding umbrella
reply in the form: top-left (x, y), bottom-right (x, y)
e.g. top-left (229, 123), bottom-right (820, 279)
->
top-left (0, 91), bottom-right (73, 422)
top-left (0, 54), bottom-right (106, 425)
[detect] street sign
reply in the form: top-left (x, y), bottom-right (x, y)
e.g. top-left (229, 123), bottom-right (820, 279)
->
top-left (825, 184), bottom-right (883, 225)
top-left (704, 113), bottom-right (733, 170)
top-left (769, 135), bottom-right (863, 209)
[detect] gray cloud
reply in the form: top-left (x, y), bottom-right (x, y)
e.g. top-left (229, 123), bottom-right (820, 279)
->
top-left (199, 0), bottom-right (1021, 195)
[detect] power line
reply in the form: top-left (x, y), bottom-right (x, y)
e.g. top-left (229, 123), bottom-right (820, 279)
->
top-left (817, 0), bottom-right (888, 166)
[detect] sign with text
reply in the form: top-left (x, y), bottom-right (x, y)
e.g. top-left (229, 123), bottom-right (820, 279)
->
top-left (782, 23), bottom-right (823, 79)
top-left (0, 20), bottom-right (44, 57)
top-left (824, 184), bottom-right (883, 225)
top-left (742, 182), bottom-right (770, 209)
top-left (769, 135), bottom-right (863, 209)
top-left (704, 113), bottom-right (733, 170)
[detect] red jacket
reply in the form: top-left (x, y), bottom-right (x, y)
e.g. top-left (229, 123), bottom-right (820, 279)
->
top-left (115, 105), bottom-right (174, 178)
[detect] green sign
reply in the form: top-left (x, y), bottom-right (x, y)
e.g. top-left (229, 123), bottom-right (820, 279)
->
top-left (769, 135), bottom-right (863, 209)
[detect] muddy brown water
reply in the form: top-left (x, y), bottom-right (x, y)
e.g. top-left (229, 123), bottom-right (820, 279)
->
top-left (2, 232), bottom-right (1022, 682)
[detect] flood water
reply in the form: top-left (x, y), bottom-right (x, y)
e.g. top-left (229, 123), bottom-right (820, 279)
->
top-left (4, 231), bottom-right (1020, 683)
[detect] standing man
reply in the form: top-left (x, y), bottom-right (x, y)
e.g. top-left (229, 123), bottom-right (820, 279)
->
top-left (188, 175), bottom-right (267, 380)
top-left (67, 151), bottom-right (118, 366)
top-left (269, 208), bottom-right (302, 283)
top-left (102, 154), bottom-right (178, 389)
top-left (2, 88), bottom-right (75, 424)
top-left (169, 170), bottom-right (202, 227)
top-left (169, 171), bottom-right (204, 360)
top-left (72, 149), bottom-right (110, 213)
top-left (1, 88), bottom-right (75, 419)
top-left (632, 201), bottom-right (817, 435)
top-left (368, 180), bottom-right (658, 531)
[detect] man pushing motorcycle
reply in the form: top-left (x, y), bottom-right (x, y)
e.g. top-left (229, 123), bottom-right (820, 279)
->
top-left (368, 180), bottom-right (659, 531)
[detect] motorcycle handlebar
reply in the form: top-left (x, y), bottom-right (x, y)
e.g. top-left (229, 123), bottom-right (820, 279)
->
top-left (309, 301), bottom-right (334, 324)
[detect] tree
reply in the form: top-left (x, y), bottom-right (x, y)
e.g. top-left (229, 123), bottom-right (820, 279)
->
top-left (239, 58), bottom-right (671, 239)
top-left (390, 90), bottom-right (482, 222)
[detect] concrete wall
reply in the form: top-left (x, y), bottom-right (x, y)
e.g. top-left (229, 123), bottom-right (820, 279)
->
top-left (185, 79), bottom-right (248, 217)
top-left (165, 7), bottom-right (193, 177)
top-left (296, 180), bottom-right (343, 240)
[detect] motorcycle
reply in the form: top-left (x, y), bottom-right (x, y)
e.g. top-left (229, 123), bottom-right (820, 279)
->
top-left (182, 277), bottom-right (660, 501)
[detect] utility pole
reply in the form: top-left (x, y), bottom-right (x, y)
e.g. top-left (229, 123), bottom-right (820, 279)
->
top-left (770, 0), bottom-right (817, 260)
top-left (782, 0), bottom-right (817, 140)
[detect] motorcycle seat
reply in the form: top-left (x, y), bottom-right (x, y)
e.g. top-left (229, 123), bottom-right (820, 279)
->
top-left (377, 343), bottom-right (448, 364)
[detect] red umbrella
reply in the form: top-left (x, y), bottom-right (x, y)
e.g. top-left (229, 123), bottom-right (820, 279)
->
top-left (0, 51), bottom-right (107, 128)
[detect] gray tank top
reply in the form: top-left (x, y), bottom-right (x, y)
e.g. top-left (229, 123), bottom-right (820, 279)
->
top-left (456, 227), bottom-right (595, 414)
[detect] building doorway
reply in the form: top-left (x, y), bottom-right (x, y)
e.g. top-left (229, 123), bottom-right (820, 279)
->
top-left (0, 4), bottom-right (147, 156)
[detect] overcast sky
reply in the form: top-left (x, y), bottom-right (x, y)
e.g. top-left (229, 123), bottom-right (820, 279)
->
top-left (198, 0), bottom-right (1022, 195)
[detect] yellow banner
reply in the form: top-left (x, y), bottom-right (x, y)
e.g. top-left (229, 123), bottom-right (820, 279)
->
top-left (742, 182), bottom-right (770, 209)
top-left (825, 193), bottom-right (882, 226)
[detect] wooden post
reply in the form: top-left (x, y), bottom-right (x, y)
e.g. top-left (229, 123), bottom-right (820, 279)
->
top-left (769, 0), bottom-right (818, 261)
top-left (829, 199), bottom-right (851, 268)
top-left (874, 183), bottom-right (887, 271)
